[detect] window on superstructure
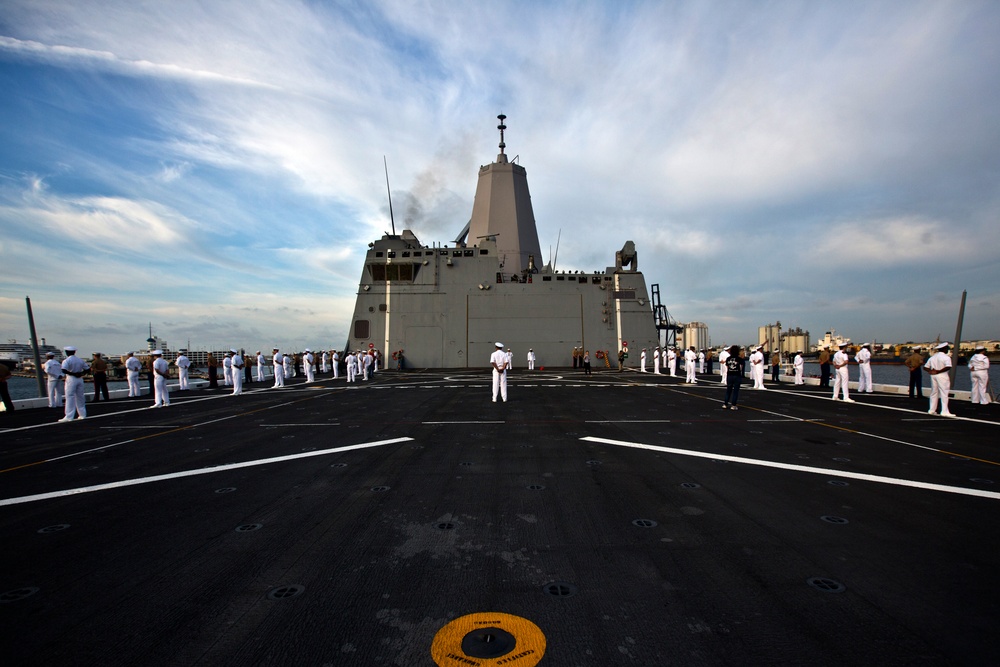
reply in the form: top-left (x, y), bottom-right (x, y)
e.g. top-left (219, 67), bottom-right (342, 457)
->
top-left (402, 251), bottom-right (410, 257)
top-left (368, 263), bottom-right (415, 282)
top-left (452, 251), bottom-right (461, 257)
top-left (480, 249), bottom-right (488, 255)
top-left (463, 250), bottom-right (474, 257)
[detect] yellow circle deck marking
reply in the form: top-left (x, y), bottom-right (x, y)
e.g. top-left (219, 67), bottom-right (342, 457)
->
top-left (431, 612), bottom-right (545, 666)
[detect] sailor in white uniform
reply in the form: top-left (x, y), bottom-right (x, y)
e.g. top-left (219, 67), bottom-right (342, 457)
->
top-left (256, 351), bottom-right (266, 382)
top-left (282, 352), bottom-right (292, 379)
top-left (832, 342), bottom-right (853, 402)
top-left (346, 351), bottom-right (356, 382)
top-left (506, 348), bottom-right (513, 371)
top-left (640, 348), bottom-right (647, 372)
top-left (924, 342), bottom-right (955, 416)
top-left (698, 350), bottom-right (706, 374)
top-left (490, 342), bottom-right (508, 402)
top-left (855, 343), bottom-right (873, 393)
top-left (151, 350), bottom-right (170, 407)
top-left (125, 351), bottom-right (142, 396)
top-left (321, 351), bottom-right (329, 374)
top-left (749, 346), bottom-right (766, 389)
top-left (43, 352), bottom-right (64, 408)
top-left (230, 349), bottom-right (244, 395)
top-left (332, 350), bottom-right (340, 379)
top-left (718, 347), bottom-right (730, 384)
top-left (176, 352), bottom-right (191, 390)
top-left (684, 346), bottom-right (697, 383)
top-left (362, 351), bottom-right (372, 380)
top-left (793, 350), bottom-right (805, 385)
top-left (667, 348), bottom-right (677, 376)
top-left (272, 348), bottom-right (285, 388)
top-left (653, 347), bottom-right (660, 374)
top-left (58, 346), bottom-right (89, 422)
top-left (223, 352), bottom-right (232, 386)
top-left (969, 345), bottom-right (991, 405)
top-left (527, 348), bottom-right (536, 370)
top-left (304, 348), bottom-right (315, 382)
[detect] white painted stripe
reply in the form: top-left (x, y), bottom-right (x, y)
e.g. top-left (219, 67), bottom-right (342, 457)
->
top-left (261, 423), bottom-right (340, 427)
top-left (585, 420), bottom-right (673, 424)
top-left (0, 437), bottom-right (412, 507)
top-left (581, 436), bottom-right (1000, 501)
top-left (422, 421), bottom-right (505, 424)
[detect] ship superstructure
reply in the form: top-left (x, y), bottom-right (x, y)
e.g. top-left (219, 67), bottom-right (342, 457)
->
top-left (346, 117), bottom-right (662, 368)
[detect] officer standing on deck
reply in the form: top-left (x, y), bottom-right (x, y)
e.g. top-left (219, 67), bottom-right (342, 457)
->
top-left (43, 351), bottom-right (64, 408)
top-left (793, 350), bottom-right (805, 385)
top-left (230, 349), bottom-right (244, 395)
top-left (832, 342), bottom-right (853, 402)
top-left (92, 353), bottom-right (109, 402)
top-left (904, 347), bottom-right (924, 398)
top-left (176, 351), bottom-right (191, 390)
top-left (856, 343), bottom-right (873, 393)
top-left (527, 348), bottom-right (536, 370)
top-left (491, 342), bottom-right (508, 402)
top-left (969, 345), bottom-right (991, 405)
top-left (818, 346), bottom-right (831, 388)
top-left (304, 348), bottom-right (315, 382)
top-left (924, 342), bottom-right (956, 417)
top-left (272, 348), bottom-right (285, 388)
top-left (151, 350), bottom-right (170, 407)
top-left (125, 351), bottom-right (142, 397)
top-left (59, 346), bottom-right (89, 422)
top-left (749, 346), bottom-right (765, 389)
top-left (685, 346), bottom-right (698, 383)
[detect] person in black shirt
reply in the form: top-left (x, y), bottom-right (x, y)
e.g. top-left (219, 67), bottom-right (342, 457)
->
top-left (722, 345), bottom-right (745, 410)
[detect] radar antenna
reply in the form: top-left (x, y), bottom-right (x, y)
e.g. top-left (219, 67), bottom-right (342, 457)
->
top-left (497, 114), bottom-right (507, 155)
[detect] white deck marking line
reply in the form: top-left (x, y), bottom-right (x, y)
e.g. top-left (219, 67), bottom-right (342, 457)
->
top-left (260, 423), bottom-right (340, 427)
top-left (100, 425), bottom-right (181, 429)
top-left (43, 440), bottom-right (136, 463)
top-left (0, 437), bottom-right (413, 507)
top-left (422, 421), bottom-right (505, 424)
top-left (585, 420), bottom-right (673, 423)
top-left (582, 436), bottom-right (1000, 500)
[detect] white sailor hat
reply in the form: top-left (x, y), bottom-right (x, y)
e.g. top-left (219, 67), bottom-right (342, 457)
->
top-left (230, 348), bottom-right (237, 353)
top-left (838, 341), bottom-right (849, 347)
top-left (64, 345), bottom-right (76, 352)
top-left (936, 342), bottom-right (950, 349)
top-left (862, 342), bottom-right (871, 347)
top-left (495, 342), bottom-right (504, 348)
top-left (975, 344), bottom-right (986, 350)
top-left (46, 351), bottom-right (55, 357)
top-left (151, 349), bottom-right (163, 355)
top-left (305, 348), bottom-right (311, 352)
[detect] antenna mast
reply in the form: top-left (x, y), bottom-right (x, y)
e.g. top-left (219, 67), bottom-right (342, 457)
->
top-left (497, 114), bottom-right (507, 155)
top-left (384, 156), bottom-right (396, 236)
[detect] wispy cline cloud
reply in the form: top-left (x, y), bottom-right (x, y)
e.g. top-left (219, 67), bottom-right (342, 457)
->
top-left (0, 36), bottom-right (280, 88)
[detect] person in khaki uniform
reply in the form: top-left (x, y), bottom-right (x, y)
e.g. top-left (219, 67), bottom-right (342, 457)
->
top-left (904, 348), bottom-right (924, 398)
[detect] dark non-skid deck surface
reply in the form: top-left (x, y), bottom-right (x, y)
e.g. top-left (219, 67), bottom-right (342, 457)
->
top-left (2, 370), bottom-right (998, 666)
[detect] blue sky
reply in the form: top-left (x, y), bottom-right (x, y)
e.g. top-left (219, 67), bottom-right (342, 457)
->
top-left (1, 0), bottom-right (998, 355)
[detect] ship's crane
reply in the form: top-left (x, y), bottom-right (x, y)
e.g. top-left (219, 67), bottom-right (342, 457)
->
top-left (650, 283), bottom-right (681, 348)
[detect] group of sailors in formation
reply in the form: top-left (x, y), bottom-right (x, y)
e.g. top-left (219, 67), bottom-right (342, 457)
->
top-left (39, 340), bottom-right (991, 422)
top-left (45, 345), bottom-right (386, 422)
top-left (621, 341), bottom-right (990, 417)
